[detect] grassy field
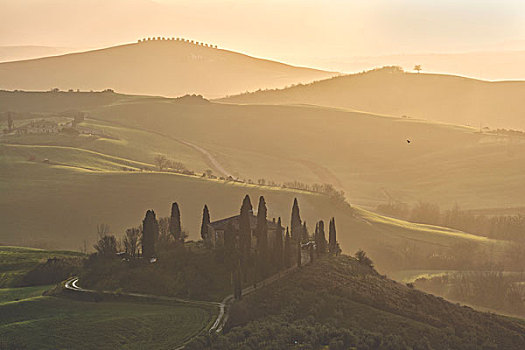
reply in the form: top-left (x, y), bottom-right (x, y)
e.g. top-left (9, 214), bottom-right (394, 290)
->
top-left (0, 246), bottom-right (84, 288)
top-left (0, 142), bottom-right (509, 273)
top-left (0, 295), bottom-right (213, 350)
top-left (0, 245), bottom-right (214, 350)
top-left (0, 285), bottom-right (51, 303)
top-left (3, 91), bottom-right (525, 211)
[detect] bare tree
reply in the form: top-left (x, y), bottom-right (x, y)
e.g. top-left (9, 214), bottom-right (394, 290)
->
top-left (123, 228), bottom-right (140, 257)
top-left (154, 155), bottom-right (169, 171)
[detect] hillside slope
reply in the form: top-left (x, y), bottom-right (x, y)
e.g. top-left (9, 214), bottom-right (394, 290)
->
top-left (0, 142), bottom-right (507, 273)
top-left (219, 67), bottom-right (525, 130)
top-left (188, 256), bottom-right (525, 349)
top-left (2, 91), bottom-right (525, 212)
top-left (0, 40), bottom-right (335, 98)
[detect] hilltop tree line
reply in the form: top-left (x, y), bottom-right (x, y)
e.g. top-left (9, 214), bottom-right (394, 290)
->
top-left (377, 201), bottom-right (525, 242)
top-left (137, 36), bottom-right (218, 48)
top-left (92, 195), bottom-right (340, 300)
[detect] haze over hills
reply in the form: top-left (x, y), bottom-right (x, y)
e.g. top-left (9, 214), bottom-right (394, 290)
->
top-left (0, 46), bottom-right (81, 63)
top-left (2, 91), bottom-right (525, 225)
top-left (220, 66), bottom-right (525, 130)
top-left (317, 50), bottom-right (525, 81)
top-left (0, 39), bottom-right (335, 99)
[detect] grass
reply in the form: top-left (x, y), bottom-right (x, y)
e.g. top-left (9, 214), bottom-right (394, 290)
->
top-left (0, 295), bottom-right (213, 350)
top-left (0, 246), bottom-right (84, 288)
top-left (0, 285), bottom-right (51, 303)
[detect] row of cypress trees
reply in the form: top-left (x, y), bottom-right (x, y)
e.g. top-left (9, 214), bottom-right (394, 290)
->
top-left (141, 202), bottom-right (184, 259)
top-left (139, 195), bottom-right (340, 300)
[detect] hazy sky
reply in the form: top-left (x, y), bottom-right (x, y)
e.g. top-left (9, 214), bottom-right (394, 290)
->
top-left (1, 0), bottom-right (525, 70)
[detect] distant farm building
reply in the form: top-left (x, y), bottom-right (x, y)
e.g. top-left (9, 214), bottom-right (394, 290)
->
top-left (207, 214), bottom-right (278, 249)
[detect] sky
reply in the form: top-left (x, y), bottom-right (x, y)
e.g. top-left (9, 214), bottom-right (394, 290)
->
top-left (1, 0), bottom-right (525, 71)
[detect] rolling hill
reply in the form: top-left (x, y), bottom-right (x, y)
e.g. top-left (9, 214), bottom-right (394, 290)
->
top-left (188, 255), bottom-right (525, 349)
top-left (0, 40), bottom-right (335, 98)
top-left (2, 90), bottom-right (525, 212)
top-left (219, 66), bottom-right (525, 130)
top-left (0, 140), bottom-right (507, 274)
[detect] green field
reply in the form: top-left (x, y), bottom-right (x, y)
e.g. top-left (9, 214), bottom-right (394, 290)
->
top-left (0, 295), bottom-right (213, 350)
top-left (0, 285), bottom-right (51, 303)
top-left (0, 245), bottom-right (214, 350)
top-left (0, 246), bottom-right (84, 288)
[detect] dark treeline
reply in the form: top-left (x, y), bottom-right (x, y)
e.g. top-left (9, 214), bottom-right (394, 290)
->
top-left (377, 201), bottom-right (525, 242)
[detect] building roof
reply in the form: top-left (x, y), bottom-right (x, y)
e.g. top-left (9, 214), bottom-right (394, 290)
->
top-left (210, 214), bottom-right (278, 231)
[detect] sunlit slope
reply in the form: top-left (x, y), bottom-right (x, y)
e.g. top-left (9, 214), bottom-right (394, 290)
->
top-left (0, 41), bottom-right (335, 98)
top-left (219, 67), bottom-right (525, 130)
top-left (89, 99), bottom-right (525, 210)
top-left (0, 145), bottom-right (506, 272)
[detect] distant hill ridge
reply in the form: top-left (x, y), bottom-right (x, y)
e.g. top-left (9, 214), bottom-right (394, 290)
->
top-left (0, 40), bottom-right (336, 99)
top-left (219, 66), bottom-right (525, 130)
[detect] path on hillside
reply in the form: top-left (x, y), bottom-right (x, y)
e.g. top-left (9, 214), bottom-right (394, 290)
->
top-left (64, 261), bottom-right (303, 349)
top-left (89, 117), bottom-right (233, 178)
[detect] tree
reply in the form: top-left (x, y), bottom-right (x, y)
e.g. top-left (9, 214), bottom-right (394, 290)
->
top-left (302, 221), bottom-right (309, 242)
top-left (200, 204), bottom-right (211, 243)
top-left (315, 220), bottom-right (327, 255)
top-left (290, 198), bottom-right (302, 242)
top-left (274, 217), bottom-right (284, 270)
top-left (124, 227), bottom-right (140, 257)
top-left (239, 195), bottom-right (253, 263)
top-left (94, 224), bottom-right (117, 257)
top-left (328, 217), bottom-right (337, 254)
top-left (256, 196), bottom-right (268, 276)
top-left (169, 202), bottom-right (183, 244)
top-left (94, 234), bottom-right (118, 257)
top-left (142, 210), bottom-right (159, 259)
top-left (154, 155), bottom-right (169, 171)
top-left (224, 222), bottom-right (242, 299)
top-left (355, 249), bottom-right (374, 268)
top-left (414, 65), bottom-right (422, 73)
top-left (284, 227), bottom-right (292, 268)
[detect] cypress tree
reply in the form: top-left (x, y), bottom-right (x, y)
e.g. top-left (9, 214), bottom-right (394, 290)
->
top-left (274, 217), bottom-right (284, 270)
top-left (315, 220), bottom-right (327, 255)
top-left (329, 217), bottom-right (337, 254)
top-left (200, 204), bottom-right (210, 243)
top-left (284, 227), bottom-right (291, 268)
top-left (302, 221), bottom-right (309, 242)
top-left (169, 202), bottom-right (182, 244)
top-left (239, 195), bottom-right (253, 282)
top-left (256, 196), bottom-right (268, 276)
top-left (142, 210), bottom-right (159, 259)
top-left (290, 198), bottom-right (302, 242)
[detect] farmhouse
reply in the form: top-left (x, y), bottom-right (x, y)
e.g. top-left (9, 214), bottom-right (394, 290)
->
top-left (207, 214), bottom-right (279, 249)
